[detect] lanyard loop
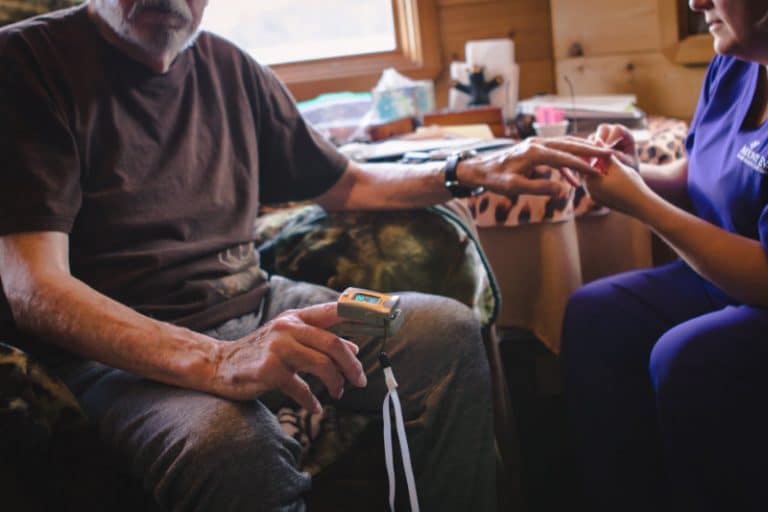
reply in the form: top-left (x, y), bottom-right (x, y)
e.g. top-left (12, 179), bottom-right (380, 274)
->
top-left (381, 353), bottom-right (420, 512)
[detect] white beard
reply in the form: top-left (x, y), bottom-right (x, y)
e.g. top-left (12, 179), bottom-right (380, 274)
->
top-left (93, 0), bottom-right (200, 57)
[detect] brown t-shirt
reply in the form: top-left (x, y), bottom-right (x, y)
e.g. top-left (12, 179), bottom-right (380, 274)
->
top-left (0, 6), bottom-right (348, 348)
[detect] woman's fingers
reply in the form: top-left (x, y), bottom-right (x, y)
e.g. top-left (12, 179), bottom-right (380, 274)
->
top-left (595, 124), bottom-right (612, 143)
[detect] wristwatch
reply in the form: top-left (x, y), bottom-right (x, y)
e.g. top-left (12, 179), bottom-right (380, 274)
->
top-left (443, 149), bottom-right (485, 198)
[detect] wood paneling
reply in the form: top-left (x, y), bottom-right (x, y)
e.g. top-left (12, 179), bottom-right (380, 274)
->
top-left (434, 0), bottom-right (556, 109)
top-left (550, 0), bottom-right (708, 119)
top-left (556, 53), bottom-right (706, 120)
top-left (550, 0), bottom-right (660, 59)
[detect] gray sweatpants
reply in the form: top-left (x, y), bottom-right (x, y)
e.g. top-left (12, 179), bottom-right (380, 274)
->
top-left (58, 276), bottom-right (496, 511)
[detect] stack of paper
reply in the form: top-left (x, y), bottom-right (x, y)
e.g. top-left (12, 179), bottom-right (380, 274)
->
top-left (518, 95), bottom-right (642, 119)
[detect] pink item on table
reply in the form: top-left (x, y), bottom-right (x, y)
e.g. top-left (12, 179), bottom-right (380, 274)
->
top-left (535, 106), bottom-right (565, 125)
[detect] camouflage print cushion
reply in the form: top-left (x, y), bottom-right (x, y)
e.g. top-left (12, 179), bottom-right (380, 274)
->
top-left (0, 1), bottom-right (83, 27)
top-left (255, 201), bottom-right (500, 326)
top-left (0, 342), bottom-right (86, 451)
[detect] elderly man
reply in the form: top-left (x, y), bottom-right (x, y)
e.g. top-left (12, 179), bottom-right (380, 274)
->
top-left (0, 0), bottom-right (612, 510)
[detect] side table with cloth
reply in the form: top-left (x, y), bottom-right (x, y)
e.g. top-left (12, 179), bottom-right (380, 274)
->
top-left (462, 117), bottom-right (688, 353)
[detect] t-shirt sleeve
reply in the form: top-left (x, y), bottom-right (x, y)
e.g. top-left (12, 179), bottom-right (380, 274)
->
top-left (0, 33), bottom-right (81, 235)
top-left (685, 55), bottom-right (722, 156)
top-left (252, 63), bottom-right (349, 205)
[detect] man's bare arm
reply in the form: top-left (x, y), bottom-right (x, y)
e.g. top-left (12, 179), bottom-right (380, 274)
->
top-left (316, 137), bottom-right (613, 211)
top-left (0, 232), bottom-right (366, 410)
top-left (0, 231), bottom-right (221, 391)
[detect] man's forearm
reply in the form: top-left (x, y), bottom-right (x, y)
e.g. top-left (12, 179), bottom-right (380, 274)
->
top-left (317, 161), bottom-right (452, 211)
top-left (10, 273), bottom-right (221, 393)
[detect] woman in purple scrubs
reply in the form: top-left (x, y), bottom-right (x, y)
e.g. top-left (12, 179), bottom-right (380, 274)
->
top-left (562, 1), bottom-right (768, 510)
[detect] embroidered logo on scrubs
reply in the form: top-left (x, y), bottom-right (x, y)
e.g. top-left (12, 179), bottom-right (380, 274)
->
top-left (737, 140), bottom-right (768, 174)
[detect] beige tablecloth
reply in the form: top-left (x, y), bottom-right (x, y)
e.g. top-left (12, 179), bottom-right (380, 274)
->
top-left (478, 210), bottom-right (652, 354)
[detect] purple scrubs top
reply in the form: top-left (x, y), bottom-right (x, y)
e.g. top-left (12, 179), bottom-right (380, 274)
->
top-left (686, 55), bottom-right (768, 263)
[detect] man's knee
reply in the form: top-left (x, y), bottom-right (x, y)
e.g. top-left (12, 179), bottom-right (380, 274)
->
top-left (390, 293), bottom-right (492, 415)
top-left (401, 293), bottom-right (487, 369)
top-left (151, 398), bottom-right (310, 511)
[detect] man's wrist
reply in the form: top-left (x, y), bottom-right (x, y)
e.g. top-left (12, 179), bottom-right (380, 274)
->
top-left (164, 326), bottom-right (223, 394)
top-left (443, 150), bottom-right (484, 198)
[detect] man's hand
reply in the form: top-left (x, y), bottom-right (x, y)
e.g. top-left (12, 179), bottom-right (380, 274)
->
top-left (211, 303), bottom-right (367, 412)
top-left (457, 136), bottom-right (616, 198)
top-left (592, 123), bottom-right (640, 171)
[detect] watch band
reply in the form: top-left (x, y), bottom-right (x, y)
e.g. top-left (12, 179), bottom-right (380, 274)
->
top-left (444, 149), bottom-right (484, 198)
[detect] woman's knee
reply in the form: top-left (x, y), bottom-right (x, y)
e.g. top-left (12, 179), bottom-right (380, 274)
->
top-left (649, 321), bottom-right (725, 394)
top-left (561, 278), bottom-right (627, 364)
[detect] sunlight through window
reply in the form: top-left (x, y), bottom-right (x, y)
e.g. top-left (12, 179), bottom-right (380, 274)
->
top-left (200, 1), bottom-right (397, 65)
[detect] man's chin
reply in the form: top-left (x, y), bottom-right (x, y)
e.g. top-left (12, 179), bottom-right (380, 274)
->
top-left (127, 27), bottom-right (197, 56)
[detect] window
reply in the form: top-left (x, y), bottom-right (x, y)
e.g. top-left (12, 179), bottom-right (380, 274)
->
top-left (201, 2), bottom-right (397, 65)
top-left (200, 0), bottom-right (441, 101)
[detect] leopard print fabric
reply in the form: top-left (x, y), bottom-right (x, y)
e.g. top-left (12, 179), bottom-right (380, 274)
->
top-left (637, 117), bottom-right (688, 165)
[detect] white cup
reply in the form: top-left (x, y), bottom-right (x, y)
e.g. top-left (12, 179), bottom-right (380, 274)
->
top-left (533, 120), bottom-right (569, 137)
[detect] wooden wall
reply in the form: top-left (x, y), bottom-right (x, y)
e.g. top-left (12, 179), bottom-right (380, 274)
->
top-left (549, 0), bottom-right (710, 120)
top-left (433, 0), bottom-right (556, 109)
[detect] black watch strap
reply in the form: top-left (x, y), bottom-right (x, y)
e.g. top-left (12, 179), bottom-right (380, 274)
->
top-left (444, 150), bottom-right (484, 198)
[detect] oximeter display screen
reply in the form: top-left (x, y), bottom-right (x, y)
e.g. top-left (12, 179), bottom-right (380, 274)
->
top-left (353, 293), bottom-right (380, 305)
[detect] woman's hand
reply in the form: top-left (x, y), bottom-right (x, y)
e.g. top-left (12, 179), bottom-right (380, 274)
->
top-left (592, 123), bottom-right (640, 171)
top-left (457, 136), bottom-right (615, 198)
top-left (582, 155), bottom-right (654, 217)
top-left (210, 303), bottom-right (367, 412)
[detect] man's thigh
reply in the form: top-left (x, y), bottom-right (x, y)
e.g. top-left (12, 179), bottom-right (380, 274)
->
top-left (59, 363), bottom-right (309, 511)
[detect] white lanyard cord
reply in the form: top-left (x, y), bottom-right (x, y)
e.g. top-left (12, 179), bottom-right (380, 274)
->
top-left (381, 353), bottom-right (420, 512)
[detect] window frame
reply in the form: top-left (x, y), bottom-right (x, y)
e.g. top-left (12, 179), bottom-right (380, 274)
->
top-left (267, 0), bottom-right (442, 101)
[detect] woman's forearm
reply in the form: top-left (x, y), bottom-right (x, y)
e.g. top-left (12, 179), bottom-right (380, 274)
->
top-left (639, 158), bottom-right (691, 208)
top-left (636, 192), bottom-right (768, 307)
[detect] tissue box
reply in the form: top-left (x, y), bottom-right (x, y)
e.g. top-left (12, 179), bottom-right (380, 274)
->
top-left (372, 80), bottom-right (435, 122)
